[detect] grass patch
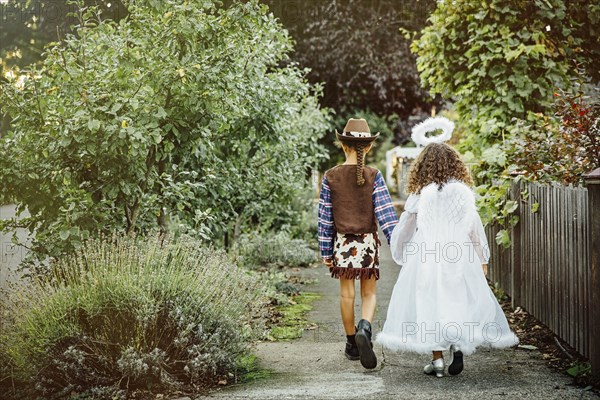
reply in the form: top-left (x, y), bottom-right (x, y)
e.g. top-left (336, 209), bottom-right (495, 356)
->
top-left (232, 291), bottom-right (320, 385)
top-left (235, 354), bottom-right (272, 383)
top-left (269, 292), bottom-right (320, 341)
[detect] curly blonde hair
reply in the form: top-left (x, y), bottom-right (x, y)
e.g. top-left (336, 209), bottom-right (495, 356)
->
top-left (407, 143), bottom-right (473, 194)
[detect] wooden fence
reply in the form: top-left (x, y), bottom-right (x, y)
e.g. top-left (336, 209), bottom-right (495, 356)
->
top-left (485, 173), bottom-right (600, 380)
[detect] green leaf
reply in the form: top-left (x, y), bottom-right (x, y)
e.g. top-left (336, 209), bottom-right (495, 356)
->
top-left (531, 202), bottom-right (540, 213)
top-left (88, 119), bottom-right (101, 132)
top-left (505, 46), bottom-right (524, 62)
top-left (155, 107), bottom-right (167, 119)
top-left (110, 103), bottom-right (123, 114)
top-left (481, 145), bottom-right (507, 166)
top-left (567, 366), bottom-right (578, 377)
top-left (462, 151), bottom-right (476, 163)
top-left (489, 64), bottom-right (505, 78)
top-left (495, 229), bottom-right (511, 248)
top-left (504, 200), bottom-right (518, 214)
top-left (58, 136), bottom-right (72, 147)
top-left (59, 230), bottom-right (71, 240)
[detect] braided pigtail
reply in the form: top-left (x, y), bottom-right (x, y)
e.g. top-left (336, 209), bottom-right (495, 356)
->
top-left (355, 143), bottom-right (366, 186)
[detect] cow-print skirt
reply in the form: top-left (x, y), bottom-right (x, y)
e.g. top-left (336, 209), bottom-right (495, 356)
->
top-left (331, 232), bottom-right (380, 280)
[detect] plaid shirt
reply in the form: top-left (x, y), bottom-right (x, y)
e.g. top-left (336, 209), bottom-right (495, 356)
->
top-left (318, 171), bottom-right (398, 260)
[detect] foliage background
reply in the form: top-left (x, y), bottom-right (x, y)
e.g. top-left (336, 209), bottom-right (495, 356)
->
top-left (261, 0), bottom-right (440, 169)
top-left (0, 0), bottom-right (328, 264)
top-left (411, 0), bottom-right (600, 245)
top-left (1, 0), bottom-right (600, 396)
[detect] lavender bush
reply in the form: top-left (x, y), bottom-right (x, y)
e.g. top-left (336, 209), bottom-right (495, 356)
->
top-left (0, 234), bottom-right (264, 398)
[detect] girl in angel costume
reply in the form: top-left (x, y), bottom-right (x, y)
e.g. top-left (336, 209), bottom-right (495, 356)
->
top-left (376, 142), bottom-right (518, 377)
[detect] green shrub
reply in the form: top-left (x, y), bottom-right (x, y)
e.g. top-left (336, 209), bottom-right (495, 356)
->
top-left (284, 189), bottom-right (319, 244)
top-left (0, 234), bottom-right (264, 398)
top-left (286, 205), bottom-right (319, 244)
top-left (0, 0), bottom-right (328, 265)
top-left (258, 271), bottom-right (298, 308)
top-left (233, 232), bottom-right (318, 270)
top-left (255, 188), bottom-right (319, 244)
top-left (412, 0), bottom-right (600, 245)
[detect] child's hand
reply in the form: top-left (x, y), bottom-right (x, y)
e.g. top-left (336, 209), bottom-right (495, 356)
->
top-left (482, 264), bottom-right (488, 276)
top-left (323, 258), bottom-right (333, 267)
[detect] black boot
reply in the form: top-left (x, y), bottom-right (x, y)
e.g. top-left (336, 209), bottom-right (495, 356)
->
top-left (448, 345), bottom-right (464, 375)
top-left (355, 319), bottom-right (377, 369)
top-left (344, 334), bottom-right (360, 360)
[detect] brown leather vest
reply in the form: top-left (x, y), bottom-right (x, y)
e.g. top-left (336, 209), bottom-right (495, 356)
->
top-left (325, 165), bottom-right (378, 234)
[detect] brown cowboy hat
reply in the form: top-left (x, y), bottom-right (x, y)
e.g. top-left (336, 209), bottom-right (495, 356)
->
top-left (335, 118), bottom-right (380, 144)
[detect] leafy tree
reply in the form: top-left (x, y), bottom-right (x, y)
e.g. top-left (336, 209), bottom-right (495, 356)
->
top-left (0, 0), bottom-right (128, 134)
top-left (0, 0), bottom-right (328, 264)
top-left (411, 0), bottom-right (600, 245)
top-left (263, 0), bottom-right (439, 134)
top-left (413, 0), bottom-right (599, 148)
top-left (0, 0), bottom-right (126, 69)
top-left (257, 0), bottom-right (439, 170)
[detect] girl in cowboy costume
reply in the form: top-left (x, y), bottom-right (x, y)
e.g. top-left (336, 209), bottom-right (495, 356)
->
top-left (318, 118), bottom-right (398, 369)
top-left (376, 142), bottom-right (518, 377)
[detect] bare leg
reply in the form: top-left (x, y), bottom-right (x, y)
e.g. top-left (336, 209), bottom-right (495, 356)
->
top-left (432, 351), bottom-right (443, 360)
top-left (360, 275), bottom-right (377, 322)
top-left (339, 277), bottom-right (356, 335)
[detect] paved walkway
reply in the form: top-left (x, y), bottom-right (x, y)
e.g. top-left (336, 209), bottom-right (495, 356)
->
top-left (200, 233), bottom-right (598, 399)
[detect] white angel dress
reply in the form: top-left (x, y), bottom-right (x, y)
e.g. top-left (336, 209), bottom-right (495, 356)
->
top-left (376, 180), bottom-right (518, 355)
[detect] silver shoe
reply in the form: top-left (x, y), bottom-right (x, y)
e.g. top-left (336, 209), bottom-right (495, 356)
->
top-left (423, 358), bottom-right (444, 378)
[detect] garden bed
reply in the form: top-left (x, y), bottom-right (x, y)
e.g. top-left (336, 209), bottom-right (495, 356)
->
top-left (498, 289), bottom-right (597, 392)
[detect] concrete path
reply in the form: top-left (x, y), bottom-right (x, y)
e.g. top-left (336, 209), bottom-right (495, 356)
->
top-left (200, 233), bottom-right (598, 399)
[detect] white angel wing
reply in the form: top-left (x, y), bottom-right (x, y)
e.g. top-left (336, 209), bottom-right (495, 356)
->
top-left (416, 181), bottom-right (476, 240)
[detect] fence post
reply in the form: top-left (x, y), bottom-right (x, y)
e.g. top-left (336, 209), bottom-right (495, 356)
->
top-left (584, 168), bottom-right (600, 383)
top-left (510, 176), bottom-right (522, 308)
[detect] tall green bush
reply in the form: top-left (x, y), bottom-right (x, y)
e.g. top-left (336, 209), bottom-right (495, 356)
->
top-left (0, 234), bottom-right (264, 398)
top-left (0, 0), bottom-right (328, 264)
top-left (413, 0), bottom-right (584, 147)
top-left (412, 0), bottom-right (600, 245)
